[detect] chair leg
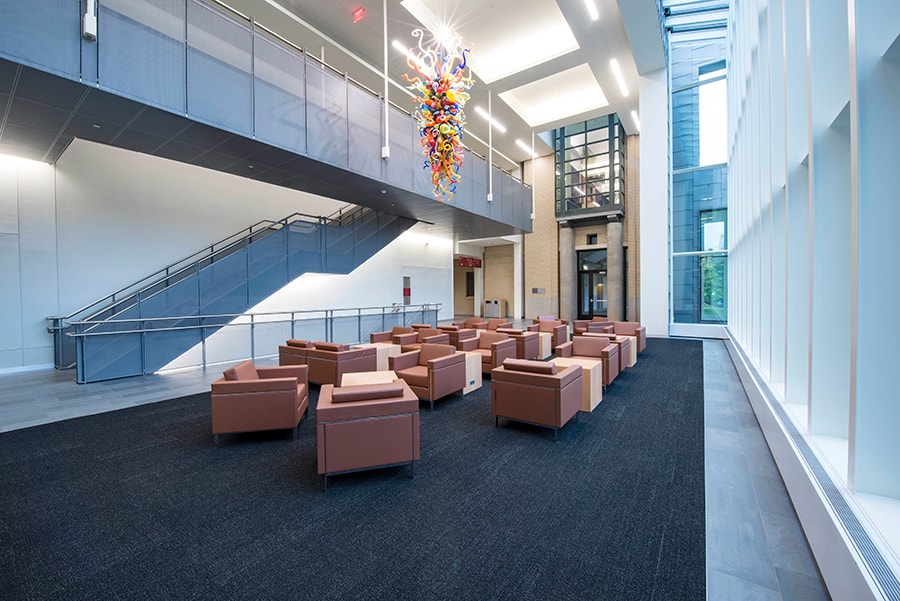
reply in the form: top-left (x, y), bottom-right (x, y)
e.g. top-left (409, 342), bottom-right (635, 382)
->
top-left (409, 461), bottom-right (415, 479)
top-left (554, 428), bottom-right (558, 442)
top-left (214, 434), bottom-right (220, 447)
top-left (495, 415), bottom-right (499, 428)
top-left (323, 475), bottom-right (327, 493)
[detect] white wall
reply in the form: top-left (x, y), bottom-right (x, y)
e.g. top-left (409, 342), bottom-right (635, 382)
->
top-left (638, 68), bottom-right (670, 337)
top-left (0, 156), bottom-right (57, 370)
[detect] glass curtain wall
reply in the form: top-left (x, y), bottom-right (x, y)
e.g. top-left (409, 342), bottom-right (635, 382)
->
top-left (669, 36), bottom-right (729, 324)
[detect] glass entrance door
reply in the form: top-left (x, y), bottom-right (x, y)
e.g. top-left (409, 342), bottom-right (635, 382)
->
top-left (578, 271), bottom-right (607, 320)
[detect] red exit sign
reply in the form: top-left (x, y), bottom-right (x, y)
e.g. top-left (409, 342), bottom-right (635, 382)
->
top-left (352, 7), bottom-right (365, 23)
top-left (458, 257), bottom-right (482, 268)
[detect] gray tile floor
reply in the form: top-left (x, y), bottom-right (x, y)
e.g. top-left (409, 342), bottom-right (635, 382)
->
top-left (0, 336), bottom-right (831, 600)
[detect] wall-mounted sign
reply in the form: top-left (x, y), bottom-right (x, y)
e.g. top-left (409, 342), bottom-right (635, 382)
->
top-left (458, 257), bottom-right (482, 268)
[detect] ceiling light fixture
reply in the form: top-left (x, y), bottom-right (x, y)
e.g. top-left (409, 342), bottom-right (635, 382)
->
top-left (474, 106), bottom-right (507, 134)
top-left (610, 59), bottom-right (629, 97)
top-left (584, 0), bottom-right (599, 21)
top-left (515, 139), bottom-right (538, 158)
top-left (631, 110), bottom-right (641, 132)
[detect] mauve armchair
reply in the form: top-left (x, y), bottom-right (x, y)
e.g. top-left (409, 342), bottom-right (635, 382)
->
top-left (316, 379), bottom-right (420, 491)
top-left (484, 318), bottom-right (513, 331)
top-left (211, 360), bottom-right (309, 446)
top-left (490, 358), bottom-right (581, 441)
top-left (305, 342), bottom-right (377, 386)
top-left (572, 317), bottom-right (614, 337)
top-left (556, 334), bottom-right (620, 386)
top-left (527, 319), bottom-right (569, 349)
top-left (438, 324), bottom-right (478, 349)
top-left (459, 330), bottom-right (517, 373)
top-left (497, 328), bottom-right (540, 360)
top-left (370, 326), bottom-right (414, 344)
top-left (390, 343), bottom-right (466, 411)
top-left (278, 339), bottom-right (314, 365)
top-left (395, 327), bottom-right (450, 353)
top-left (613, 321), bottom-right (647, 353)
top-left (452, 317), bottom-right (487, 330)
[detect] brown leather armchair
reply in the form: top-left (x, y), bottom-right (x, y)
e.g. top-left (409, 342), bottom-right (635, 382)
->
top-left (497, 328), bottom-right (540, 360)
top-left (211, 360), bottom-right (309, 446)
top-left (484, 318), bottom-right (513, 331)
top-left (316, 379), bottom-right (420, 491)
top-left (527, 319), bottom-right (569, 349)
top-left (532, 315), bottom-right (568, 325)
top-left (438, 324), bottom-right (478, 349)
top-left (556, 335), bottom-right (620, 386)
top-left (490, 358), bottom-right (581, 441)
top-left (613, 321), bottom-right (647, 353)
top-left (390, 343), bottom-right (466, 410)
top-left (369, 326), bottom-right (413, 344)
top-left (278, 339), bottom-right (314, 365)
top-left (584, 332), bottom-right (630, 373)
top-left (459, 330), bottom-right (517, 373)
top-left (305, 342), bottom-right (377, 386)
top-left (395, 327), bottom-right (450, 352)
top-left (572, 317), bottom-right (614, 336)
top-left (452, 317), bottom-right (487, 330)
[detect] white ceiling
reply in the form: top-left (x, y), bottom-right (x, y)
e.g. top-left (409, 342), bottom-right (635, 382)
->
top-left (223, 0), bottom-right (664, 169)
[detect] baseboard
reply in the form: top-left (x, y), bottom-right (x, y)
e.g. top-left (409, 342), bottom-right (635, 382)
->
top-left (724, 332), bottom-right (898, 601)
top-left (0, 363), bottom-right (55, 376)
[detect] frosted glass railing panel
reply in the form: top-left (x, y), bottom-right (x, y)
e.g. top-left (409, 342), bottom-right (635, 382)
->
top-left (352, 211), bottom-right (380, 266)
top-left (306, 62), bottom-right (349, 167)
top-left (187, 0), bottom-right (252, 133)
top-left (144, 327), bottom-right (202, 373)
top-left (199, 251), bottom-right (248, 317)
top-left (139, 277), bottom-right (200, 319)
top-left (99, 0), bottom-right (186, 113)
top-left (254, 32), bottom-right (306, 155)
top-left (80, 333), bottom-right (142, 383)
top-left (323, 225), bottom-right (354, 274)
top-left (250, 321), bottom-right (293, 358)
top-left (386, 107), bottom-right (416, 190)
top-left (247, 230), bottom-right (287, 305)
top-left (203, 323), bottom-right (252, 366)
top-left (287, 222), bottom-right (323, 277)
top-left (348, 87), bottom-right (383, 180)
top-left (0, 0), bottom-right (79, 78)
top-left (331, 316), bottom-right (362, 344)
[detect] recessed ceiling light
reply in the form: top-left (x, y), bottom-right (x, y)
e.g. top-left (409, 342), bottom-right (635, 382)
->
top-left (473, 106), bottom-right (507, 134)
top-left (499, 64), bottom-right (608, 128)
top-left (92, 123), bottom-right (101, 128)
top-left (631, 110), bottom-right (641, 132)
top-left (584, 0), bottom-right (599, 21)
top-left (610, 59), bottom-right (629, 97)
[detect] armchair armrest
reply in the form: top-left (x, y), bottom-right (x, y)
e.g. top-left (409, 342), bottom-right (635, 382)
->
top-left (394, 332), bottom-right (419, 345)
top-left (491, 338), bottom-right (517, 353)
top-left (390, 351), bottom-right (420, 371)
top-left (423, 333), bottom-right (450, 345)
top-left (526, 323), bottom-right (539, 332)
top-left (212, 377), bottom-right (299, 394)
top-left (256, 365), bottom-right (308, 380)
top-left (427, 351), bottom-right (466, 370)
top-left (458, 338), bottom-right (478, 352)
top-left (370, 331), bottom-right (392, 343)
top-left (556, 341), bottom-right (574, 357)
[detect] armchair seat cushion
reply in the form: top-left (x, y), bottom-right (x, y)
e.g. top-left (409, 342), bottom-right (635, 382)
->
top-left (396, 365), bottom-right (429, 388)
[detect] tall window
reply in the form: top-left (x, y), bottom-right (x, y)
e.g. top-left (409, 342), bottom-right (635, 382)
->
top-left (669, 36), bottom-right (728, 324)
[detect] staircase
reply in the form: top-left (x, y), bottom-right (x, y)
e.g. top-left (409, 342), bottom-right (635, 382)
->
top-left (49, 206), bottom-right (416, 383)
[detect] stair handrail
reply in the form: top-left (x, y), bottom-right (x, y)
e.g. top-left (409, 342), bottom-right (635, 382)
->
top-left (48, 211), bottom-right (331, 325)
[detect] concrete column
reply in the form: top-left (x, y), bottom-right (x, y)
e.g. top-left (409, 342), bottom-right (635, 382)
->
top-left (607, 218), bottom-right (624, 321)
top-left (558, 224), bottom-right (576, 322)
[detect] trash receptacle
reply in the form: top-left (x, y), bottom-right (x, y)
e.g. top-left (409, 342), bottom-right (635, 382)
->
top-left (484, 299), bottom-right (500, 318)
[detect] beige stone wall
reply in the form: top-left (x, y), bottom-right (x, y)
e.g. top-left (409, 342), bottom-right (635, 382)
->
top-left (624, 134), bottom-right (641, 321)
top-left (453, 261), bottom-right (475, 316)
top-left (522, 155), bottom-right (559, 319)
top-left (483, 245), bottom-right (515, 317)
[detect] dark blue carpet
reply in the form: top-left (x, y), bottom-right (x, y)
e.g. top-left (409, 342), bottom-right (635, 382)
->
top-left (0, 337), bottom-right (704, 600)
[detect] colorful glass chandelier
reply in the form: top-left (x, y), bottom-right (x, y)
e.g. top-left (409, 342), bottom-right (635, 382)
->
top-left (403, 28), bottom-right (473, 202)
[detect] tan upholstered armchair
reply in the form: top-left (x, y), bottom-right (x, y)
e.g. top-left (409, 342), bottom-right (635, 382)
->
top-left (584, 332), bottom-right (630, 373)
top-left (572, 317), bottom-right (614, 337)
top-left (278, 339), bottom-right (314, 365)
top-left (438, 324), bottom-right (478, 349)
top-left (459, 330), bottom-right (517, 373)
top-left (496, 328), bottom-right (540, 360)
top-left (305, 342), bottom-right (377, 386)
top-left (490, 359), bottom-right (581, 441)
top-left (390, 343), bottom-right (466, 410)
top-left (527, 319), bottom-right (569, 349)
top-left (452, 317), bottom-right (487, 330)
top-left (369, 326), bottom-right (413, 344)
top-left (395, 327), bottom-right (450, 352)
top-left (316, 379), bottom-right (420, 491)
top-left (556, 335), bottom-right (620, 386)
top-left (613, 321), bottom-right (647, 353)
top-left (210, 360), bottom-right (309, 446)
top-left (532, 315), bottom-right (568, 325)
